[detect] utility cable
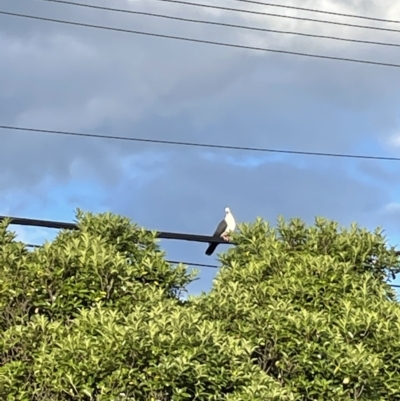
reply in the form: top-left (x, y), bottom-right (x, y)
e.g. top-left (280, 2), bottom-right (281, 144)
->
top-left (42, 0), bottom-right (400, 24)
top-left (166, 260), bottom-right (219, 268)
top-left (24, 244), bottom-right (219, 268)
top-left (20, 246), bottom-right (400, 283)
top-left (1, 11), bottom-right (400, 69)
top-left (36, 0), bottom-right (400, 49)
top-left (229, 0), bottom-right (400, 25)
top-left (146, 0), bottom-right (400, 34)
top-left (0, 215), bottom-right (232, 245)
top-left (2, 125), bottom-right (400, 162)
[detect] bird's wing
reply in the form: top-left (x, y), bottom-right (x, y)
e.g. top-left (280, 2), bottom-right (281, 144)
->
top-left (213, 218), bottom-right (228, 237)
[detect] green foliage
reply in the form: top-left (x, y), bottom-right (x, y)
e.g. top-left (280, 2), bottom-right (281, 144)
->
top-left (197, 216), bottom-right (400, 400)
top-left (0, 211), bottom-right (193, 329)
top-left (1, 212), bottom-right (400, 400)
top-left (0, 303), bottom-right (286, 400)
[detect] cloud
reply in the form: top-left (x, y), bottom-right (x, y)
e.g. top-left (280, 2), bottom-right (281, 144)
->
top-left (384, 202), bottom-right (400, 213)
top-left (385, 133), bottom-right (400, 148)
top-left (381, 201), bottom-right (400, 224)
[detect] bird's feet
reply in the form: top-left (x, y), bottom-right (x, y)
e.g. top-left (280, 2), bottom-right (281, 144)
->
top-left (222, 234), bottom-right (231, 242)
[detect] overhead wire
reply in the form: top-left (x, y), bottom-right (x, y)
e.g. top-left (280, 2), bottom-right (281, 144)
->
top-left (0, 215), bottom-right (232, 245)
top-left (1, 10), bottom-right (400, 69)
top-left (229, 0), bottom-right (400, 24)
top-left (24, 244), bottom-right (219, 268)
top-left (18, 244), bottom-right (400, 286)
top-left (135, 0), bottom-right (400, 34)
top-left (167, 260), bottom-right (219, 268)
top-left (41, 0), bottom-right (400, 24)
top-left (2, 125), bottom-right (400, 162)
top-left (22, 245), bottom-right (400, 275)
top-left (35, 0), bottom-right (400, 49)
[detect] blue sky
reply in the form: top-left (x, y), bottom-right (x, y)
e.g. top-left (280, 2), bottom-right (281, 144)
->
top-left (1, 0), bottom-right (400, 295)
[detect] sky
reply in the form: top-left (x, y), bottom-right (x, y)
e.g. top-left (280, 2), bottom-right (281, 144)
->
top-left (1, 0), bottom-right (400, 295)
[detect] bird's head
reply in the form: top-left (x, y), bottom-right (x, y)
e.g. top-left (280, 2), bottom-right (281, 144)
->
top-left (225, 207), bottom-right (231, 214)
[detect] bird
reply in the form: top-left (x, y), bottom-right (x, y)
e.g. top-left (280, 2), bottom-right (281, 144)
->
top-left (205, 207), bottom-right (236, 256)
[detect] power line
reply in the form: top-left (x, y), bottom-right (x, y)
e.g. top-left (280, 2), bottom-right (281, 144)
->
top-left (2, 124), bottom-right (400, 162)
top-left (0, 215), bottom-right (232, 245)
top-left (151, 0), bottom-right (400, 34)
top-left (42, 0), bottom-right (400, 25)
top-left (20, 246), bottom-right (400, 283)
top-left (168, 260), bottom-right (218, 268)
top-left (230, 0), bottom-right (400, 25)
top-left (24, 244), bottom-right (220, 268)
top-left (1, 11), bottom-right (400, 69)
top-left (38, 0), bottom-right (400, 49)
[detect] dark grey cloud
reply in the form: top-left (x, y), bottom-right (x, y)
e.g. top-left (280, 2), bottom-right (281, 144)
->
top-left (110, 149), bottom-right (388, 231)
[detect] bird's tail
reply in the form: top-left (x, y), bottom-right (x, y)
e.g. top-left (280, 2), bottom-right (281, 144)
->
top-left (205, 243), bottom-right (218, 256)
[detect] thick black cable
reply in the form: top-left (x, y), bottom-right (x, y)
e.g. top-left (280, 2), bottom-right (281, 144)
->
top-left (1, 11), bottom-right (400, 69)
top-left (37, 0), bottom-right (400, 49)
top-left (0, 215), bottom-right (231, 244)
top-left (2, 125), bottom-right (400, 162)
top-left (230, 0), bottom-right (400, 24)
top-left (151, 0), bottom-right (400, 34)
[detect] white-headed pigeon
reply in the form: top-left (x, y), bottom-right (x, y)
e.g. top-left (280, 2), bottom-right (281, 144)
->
top-left (205, 207), bottom-right (236, 256)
